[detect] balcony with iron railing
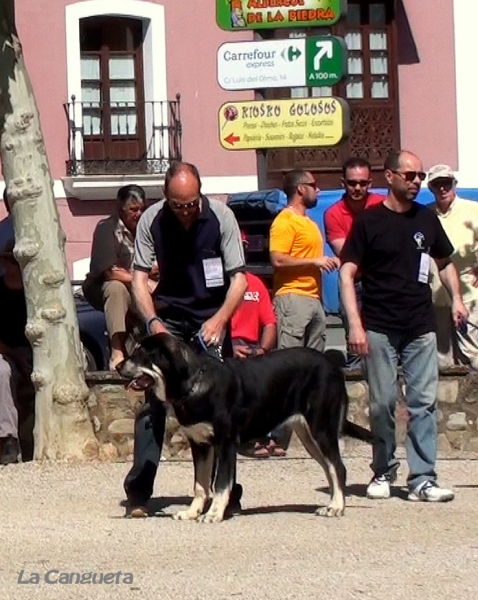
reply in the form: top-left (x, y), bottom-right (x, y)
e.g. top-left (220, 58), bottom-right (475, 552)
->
top-left (62, 95), bottom-right (182, 199)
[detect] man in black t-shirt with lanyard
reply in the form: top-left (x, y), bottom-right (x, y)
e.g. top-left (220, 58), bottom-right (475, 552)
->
top-left (340, 150), bottom-right (468, 503)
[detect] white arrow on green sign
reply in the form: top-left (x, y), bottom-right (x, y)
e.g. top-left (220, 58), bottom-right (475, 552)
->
top-left (217, 36), bottom-right (347, 91)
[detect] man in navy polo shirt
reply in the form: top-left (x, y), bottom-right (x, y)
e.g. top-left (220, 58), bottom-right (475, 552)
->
top-left (123, 161), bottom-right (247, 518)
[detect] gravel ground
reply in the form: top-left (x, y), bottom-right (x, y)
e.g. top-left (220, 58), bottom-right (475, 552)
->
top-left (1, 454), bottom-right (478, 600)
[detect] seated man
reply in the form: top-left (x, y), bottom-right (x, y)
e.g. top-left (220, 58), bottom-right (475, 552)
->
top-left (232, 232), bottom-right (281, 458)
top-left (82, 185), bottom-right (154, 370)
top-left (0, 240), bottom-right (32, 465)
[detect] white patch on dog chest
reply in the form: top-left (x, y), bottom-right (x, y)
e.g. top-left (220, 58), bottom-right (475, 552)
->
top-left (181, 422), bottom-right (214, 445)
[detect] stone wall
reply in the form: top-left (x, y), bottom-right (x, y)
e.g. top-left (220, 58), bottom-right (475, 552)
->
top-left (85, 366), bottom-right (478, 461)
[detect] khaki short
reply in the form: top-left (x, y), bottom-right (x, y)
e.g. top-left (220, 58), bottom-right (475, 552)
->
top-left (273, 293), bottom-right (326, 352)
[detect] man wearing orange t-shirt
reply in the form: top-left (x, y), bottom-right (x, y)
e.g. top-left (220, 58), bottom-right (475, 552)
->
top-left (324, 158), bottom-right (385, 366)
top-left (270, 170), bottom-right (340, 351)
top-left (269, 170), bottom-right (339, 452)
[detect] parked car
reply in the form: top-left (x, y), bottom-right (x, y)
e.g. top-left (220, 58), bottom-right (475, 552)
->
top-left (74, 290), bottom-right (109, 371)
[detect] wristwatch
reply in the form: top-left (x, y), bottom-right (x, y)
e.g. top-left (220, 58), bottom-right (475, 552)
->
top-left (146, 317), bottom-right (163, 335)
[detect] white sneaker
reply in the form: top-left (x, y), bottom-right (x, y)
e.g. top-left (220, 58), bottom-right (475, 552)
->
top-left (366, 474), bottom-right (392, 499)
top-left (408, 481), bottom-right (454, 503)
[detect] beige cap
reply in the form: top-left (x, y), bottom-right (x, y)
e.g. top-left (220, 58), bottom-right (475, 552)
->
top-left (428, 164), bottom-right (456, 184)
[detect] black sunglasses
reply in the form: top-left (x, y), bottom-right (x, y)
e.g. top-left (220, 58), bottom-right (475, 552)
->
top-left (345, 179), bottom-right (371, 188)
top-left (391, 170), bottom-right (426, 182)
top-left (429, 178), bottom-right (454, 189)
top-left (167, 197), bottom-right (200, 211)
top-left (300, 181), bottom-right (318, 190)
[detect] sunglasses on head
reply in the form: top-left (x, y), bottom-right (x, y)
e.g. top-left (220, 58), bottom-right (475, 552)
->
top-left (168, 197), bottom-right (200, 211)
top-left (391, 170), bottom-right (426, 182)
top-left (345, 179), bottom-right (371, 188)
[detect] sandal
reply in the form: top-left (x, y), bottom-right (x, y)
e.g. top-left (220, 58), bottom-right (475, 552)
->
top-left (266, 439), bottom-right (287, 458)
top-left (237, 441), bottom-right (270, 459)
top-left (252, 443), bottom-right (270, 459)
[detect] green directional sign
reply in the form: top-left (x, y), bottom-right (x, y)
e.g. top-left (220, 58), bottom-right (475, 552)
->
top-left (217, 0), bottom-right (347, 31)
top-left (306, 36), bottom-right (347, 87)
top-left (217, 36), bottom-right (347, 90)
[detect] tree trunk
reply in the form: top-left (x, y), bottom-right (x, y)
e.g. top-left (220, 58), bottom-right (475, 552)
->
top-left (0, 2), bottom-right (98, 459)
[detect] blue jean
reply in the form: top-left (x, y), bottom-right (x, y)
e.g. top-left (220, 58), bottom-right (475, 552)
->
top-left (364, 330), bottom-right (438, 491)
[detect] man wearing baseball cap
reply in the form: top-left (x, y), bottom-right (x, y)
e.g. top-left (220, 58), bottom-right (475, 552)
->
top-left (428, 164), bottom-right (478, 370)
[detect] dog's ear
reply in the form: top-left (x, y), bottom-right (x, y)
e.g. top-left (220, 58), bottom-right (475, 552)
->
top-left (143, 333), bottom-right (192, 379)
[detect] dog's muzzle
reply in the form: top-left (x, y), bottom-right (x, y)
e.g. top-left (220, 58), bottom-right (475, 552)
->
top-left (126, 374), bottom-right (155, 392)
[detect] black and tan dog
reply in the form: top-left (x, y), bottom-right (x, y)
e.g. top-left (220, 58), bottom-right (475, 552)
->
top-left (118, 333), bottom-right (372, 523)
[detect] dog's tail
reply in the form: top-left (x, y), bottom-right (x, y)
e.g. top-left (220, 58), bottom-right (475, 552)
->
top-left (343, 419), bottom-right (373, 443)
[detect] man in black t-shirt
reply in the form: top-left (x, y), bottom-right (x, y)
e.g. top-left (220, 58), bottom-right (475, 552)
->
top-left (0, 240), bottom-right (31, 465)
top-left (340, 150), bottom-right (468, 503)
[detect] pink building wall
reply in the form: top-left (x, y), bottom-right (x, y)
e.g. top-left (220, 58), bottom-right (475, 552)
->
top-left (7, 1), bottom-right (460, 274)
top-left (17, 0), bottom-right (258, 183)
top-left (164, 0), bottom-right (257, 176)
top-left (398, 0), bottom-right (458, 170)
top-left (17, 1), bottom-right (69, 182)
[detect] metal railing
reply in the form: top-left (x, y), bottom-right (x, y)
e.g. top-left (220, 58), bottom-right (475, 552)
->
top-left (64, 94), bottom-right (182, 176)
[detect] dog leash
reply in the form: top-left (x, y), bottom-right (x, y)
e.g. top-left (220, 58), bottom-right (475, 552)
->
top-left (194, 332), bottom-right (224, 363)
top-left (464, 320), bottom-right (478, 332)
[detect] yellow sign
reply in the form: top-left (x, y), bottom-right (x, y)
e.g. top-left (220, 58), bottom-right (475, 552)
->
top-left (219, 97), bottom-right (349, 150)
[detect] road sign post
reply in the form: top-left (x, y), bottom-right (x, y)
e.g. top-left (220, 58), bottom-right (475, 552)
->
top-left (219, 98), bottom-right (349, 150)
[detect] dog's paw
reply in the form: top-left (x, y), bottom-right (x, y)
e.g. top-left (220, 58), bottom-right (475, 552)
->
top-left (315, 505), bottom-right (345, 517)
top-left (125, 506), bottom-right (149, 518)
top-left (198, 511), bottom-right (224, 524)
top-left (173, 509), bottom-right (201, 521)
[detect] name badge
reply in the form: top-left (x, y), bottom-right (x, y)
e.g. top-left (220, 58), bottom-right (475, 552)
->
top-left (418, 253), bottom-right (430, 284)
top-left (203, 257), bottom-right (224, 288)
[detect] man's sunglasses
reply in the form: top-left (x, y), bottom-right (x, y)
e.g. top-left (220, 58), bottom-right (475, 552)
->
top-left (168, 197), bottom-right (200, 211)
top-left (301, 181), bottom-right (318, 190)
top-left (429, 178), bottom-right (454, 189)
top-left (391, 170), bottom-right (426, 182)
top-left (345, 179), bottom-right (371, 188)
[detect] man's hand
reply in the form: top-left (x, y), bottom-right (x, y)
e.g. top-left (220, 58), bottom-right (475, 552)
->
top-left (149, 262), bottom-right (160, 281)
top-left (233, 345), bottom-right (253, 359)
top-left (348, 323), bottom-right (369, 356)
top-left (200, 315), bottom-right (227, 346)
top-left (315, 256), bottom-right (341, 273)
top-left (452, 297), bottom-right (469, 329)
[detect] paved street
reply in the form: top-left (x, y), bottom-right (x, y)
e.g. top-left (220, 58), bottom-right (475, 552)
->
top-left (1, 454), bottom-right (477, 600)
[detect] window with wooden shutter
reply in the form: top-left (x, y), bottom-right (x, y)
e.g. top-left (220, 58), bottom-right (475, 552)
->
top-left (265, 1), bottom-right (399, 189)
